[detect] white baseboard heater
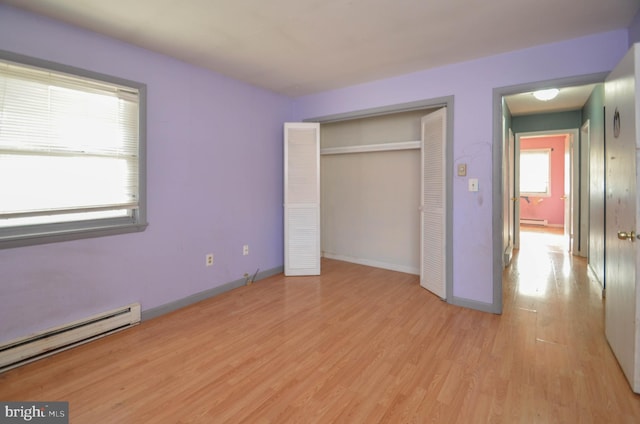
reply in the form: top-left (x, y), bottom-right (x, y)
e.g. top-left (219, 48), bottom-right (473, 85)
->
top-left (520, 218), bottom-right (548, 226)
top-left (0, 303), bottom-right (140, 373)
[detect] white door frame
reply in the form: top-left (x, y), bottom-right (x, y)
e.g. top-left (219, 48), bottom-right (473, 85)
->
top-left (509, 128), bottom-right (516, 252)
top-left (514, 132), bottom-right (521, 249)
top-left (580, 120), bottom-right (591, 258)
top-left (565, 134), bottom-right (573, 252)
top-left (503, 123), bottom-right (516, 265)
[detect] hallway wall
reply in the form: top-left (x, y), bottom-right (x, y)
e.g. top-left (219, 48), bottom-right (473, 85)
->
top-left (583, 84), bottom-right (606, 287)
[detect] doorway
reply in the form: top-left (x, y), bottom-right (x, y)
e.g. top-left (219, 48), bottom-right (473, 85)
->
top-left (492, 74), bottom-right (607, 314)
top-left (515, 130), bottom-right (579, 255)
top-left (305, 96), bottom-right (455, 303)
top-left (318, 109), bottom-right (430, 276)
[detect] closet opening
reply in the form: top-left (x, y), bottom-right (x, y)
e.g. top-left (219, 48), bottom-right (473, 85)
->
top-left (299, 97), bottom-right (454, 303)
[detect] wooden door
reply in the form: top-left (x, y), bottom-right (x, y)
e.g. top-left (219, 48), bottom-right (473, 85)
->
top-left (284, 123), bottom-right (321, 276)
top-left (605, 44), bottom-right (640, 393)
top-left (420, 108), bottom-right (446, 299)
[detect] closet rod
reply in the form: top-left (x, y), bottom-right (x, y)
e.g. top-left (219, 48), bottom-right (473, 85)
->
top-left (320, 140), bottom-right (420, 155)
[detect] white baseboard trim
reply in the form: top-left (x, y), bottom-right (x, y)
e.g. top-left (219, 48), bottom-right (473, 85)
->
top-left (322, 253), bottom-right (419, 275)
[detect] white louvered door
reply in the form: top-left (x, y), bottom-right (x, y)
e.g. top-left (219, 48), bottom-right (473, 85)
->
top-left (284, 122), bottom-right (321, 276)
top-left (420, 108), bottom-right (447, 298)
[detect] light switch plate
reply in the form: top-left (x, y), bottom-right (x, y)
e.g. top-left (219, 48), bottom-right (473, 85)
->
top-left (457, 163), bottom-right (467, 176)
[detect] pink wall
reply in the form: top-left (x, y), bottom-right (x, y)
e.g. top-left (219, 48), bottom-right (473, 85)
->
top-left (520, 136), bottom-right (566, 226)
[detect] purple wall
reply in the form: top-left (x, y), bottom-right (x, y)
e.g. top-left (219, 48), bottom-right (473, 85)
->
top-left (0, 4), bottom-right (634, 345)
top-left (0, 5), bottom-right (291, 343)
top-left (292, 30), bottom-right (629, 304)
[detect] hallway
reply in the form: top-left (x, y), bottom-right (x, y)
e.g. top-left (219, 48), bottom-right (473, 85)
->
top-left (501, 225), bottom-right (640, 421)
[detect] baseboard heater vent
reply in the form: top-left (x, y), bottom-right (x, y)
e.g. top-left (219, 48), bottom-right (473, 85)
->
top-left (0, 303), bottom-right (140, 373)
top-left (520, 218), bottom-right (548, 226)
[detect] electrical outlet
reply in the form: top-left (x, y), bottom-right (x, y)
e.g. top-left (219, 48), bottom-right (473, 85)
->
top-left (206, 253), bottom-right (214, 266)
top-left (468, 178), bottom-right (479, 192)
top-left (243, 245), bottom-right (249, 256)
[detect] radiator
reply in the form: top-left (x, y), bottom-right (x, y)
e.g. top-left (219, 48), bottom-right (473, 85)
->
top-left (0, 303), bottom-right (140, 373)
top-left (520, 218), bottom-right (548, 226)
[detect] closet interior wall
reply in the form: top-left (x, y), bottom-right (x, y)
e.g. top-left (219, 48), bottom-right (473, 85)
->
top-left (320, 109), bottom-right (435, 275)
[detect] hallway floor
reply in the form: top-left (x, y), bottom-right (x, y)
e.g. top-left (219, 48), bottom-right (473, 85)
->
top-left (502, 225), bottom-right (640, 422)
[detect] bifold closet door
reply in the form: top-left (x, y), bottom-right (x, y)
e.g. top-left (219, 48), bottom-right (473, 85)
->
top-left (284, 123), bottom-right (321, 276)
top-left (420, 108), bottom-right (446, 299)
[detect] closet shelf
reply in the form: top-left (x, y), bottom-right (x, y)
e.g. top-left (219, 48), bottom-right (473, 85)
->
top-left (320, 140), bottom-right (420, 155)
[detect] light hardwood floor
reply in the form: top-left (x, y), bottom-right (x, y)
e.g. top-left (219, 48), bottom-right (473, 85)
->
top-left (2, 230), bottom-right (640, 423)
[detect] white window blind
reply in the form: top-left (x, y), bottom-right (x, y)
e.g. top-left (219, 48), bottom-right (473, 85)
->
top-left (0, 54), bottom-right (146, 247)
top-left (520, 148), bottom-right (551, 197)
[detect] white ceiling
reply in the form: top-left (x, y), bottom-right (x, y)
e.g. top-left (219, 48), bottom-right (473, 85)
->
top-left (3, 0), bottom-right (639, 98)
top-left (505, 84), bottom-right (598, 116)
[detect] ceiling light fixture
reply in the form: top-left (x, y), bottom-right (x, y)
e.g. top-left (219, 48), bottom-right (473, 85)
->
top-left (533, 88), bottom-right (560, 101)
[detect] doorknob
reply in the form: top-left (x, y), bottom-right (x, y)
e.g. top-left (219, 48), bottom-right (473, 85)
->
top-left (617, 231), bottom-right (636, 241)
top-left (511, 197), bottom-right (518, 201)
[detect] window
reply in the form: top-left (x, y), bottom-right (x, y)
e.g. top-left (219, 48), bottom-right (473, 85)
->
top-left (0, 51), bottom-right (147, 248)
top-left (519, 148), bottom-right (551, 197)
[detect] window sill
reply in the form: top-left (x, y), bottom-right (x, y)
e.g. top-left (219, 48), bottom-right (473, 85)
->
top-left (0, 221), bottom-right (148, 249)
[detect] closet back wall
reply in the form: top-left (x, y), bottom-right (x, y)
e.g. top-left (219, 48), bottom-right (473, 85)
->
top-left (320, 110), bottom-right (431, 275)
